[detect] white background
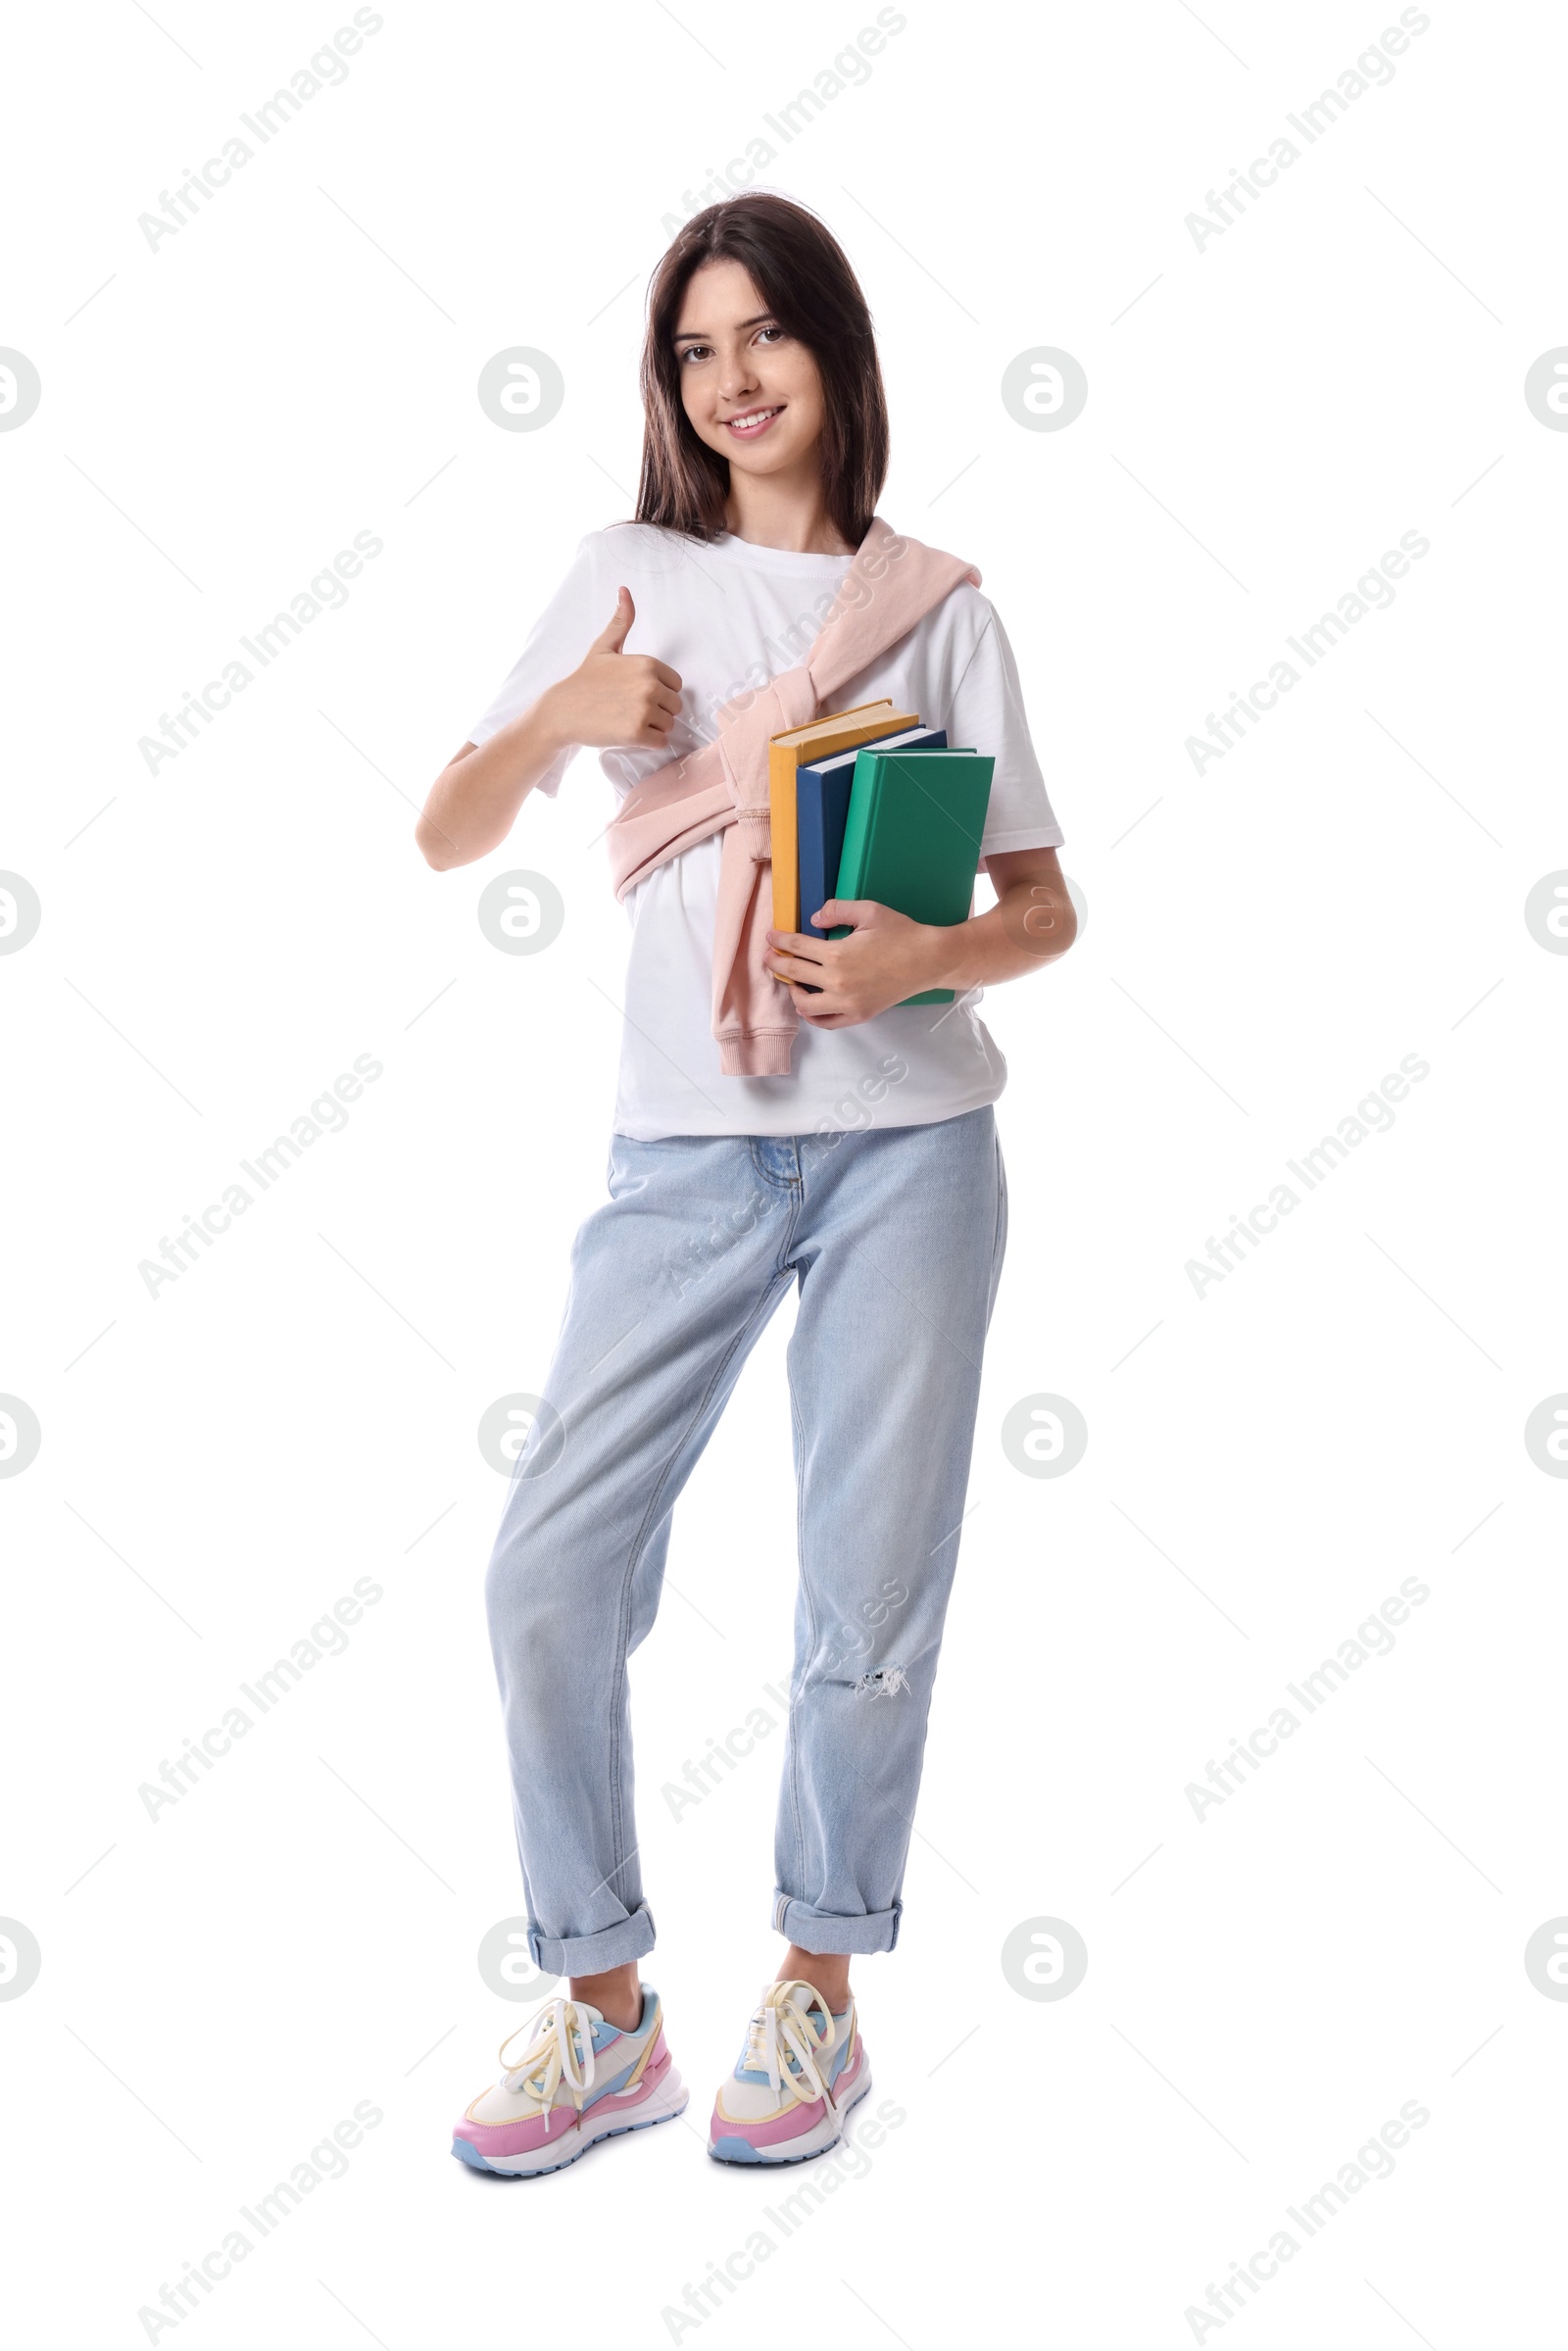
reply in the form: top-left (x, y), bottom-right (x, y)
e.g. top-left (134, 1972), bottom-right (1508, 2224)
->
top-left (3, 0), bottom-right (1565, 2343)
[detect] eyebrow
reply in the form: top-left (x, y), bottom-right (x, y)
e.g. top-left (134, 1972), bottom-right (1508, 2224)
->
top-left (672, 312), bottom-right (776, 344)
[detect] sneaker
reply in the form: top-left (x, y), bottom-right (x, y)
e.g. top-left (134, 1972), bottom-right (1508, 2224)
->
top-left (452, 1984), bottom-right (687, 2177)
top-left (708, 1978), bottom-right (871, 2165)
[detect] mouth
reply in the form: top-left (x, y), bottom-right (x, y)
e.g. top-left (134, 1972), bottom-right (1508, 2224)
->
top-left (720, 404), bottom-right (785, 441)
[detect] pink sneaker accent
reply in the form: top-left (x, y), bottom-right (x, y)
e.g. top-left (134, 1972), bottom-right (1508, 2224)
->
top-left (716, 2040), bottom-right (865, 2151)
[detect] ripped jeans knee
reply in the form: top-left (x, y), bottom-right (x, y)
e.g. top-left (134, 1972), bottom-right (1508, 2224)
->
top-left (852, 1666), bottom-right (910, 1700)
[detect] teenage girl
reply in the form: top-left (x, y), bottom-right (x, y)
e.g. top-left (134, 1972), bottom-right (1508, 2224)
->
top-left (417, 193), bottom-right (1075, 2177)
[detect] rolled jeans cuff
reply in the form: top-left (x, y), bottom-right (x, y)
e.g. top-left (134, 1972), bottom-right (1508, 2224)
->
top-left (771, 1892), bottom-right (902, 1955)
top-left (530, 1903), bottom-right (657, 1977)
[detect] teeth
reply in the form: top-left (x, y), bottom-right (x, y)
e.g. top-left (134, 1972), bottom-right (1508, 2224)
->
top-left (726, 407), bottom-right (780, 428)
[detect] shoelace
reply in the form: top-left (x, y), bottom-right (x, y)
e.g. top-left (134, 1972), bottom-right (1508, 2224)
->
top-left (744, 1980), bottom-right (839, 2108)
top-left (496, 1995), bottom-right (599, 2135)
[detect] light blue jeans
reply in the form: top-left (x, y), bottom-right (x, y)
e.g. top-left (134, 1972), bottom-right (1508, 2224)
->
top-left (484, 1105), bottom-right (1007, 1970)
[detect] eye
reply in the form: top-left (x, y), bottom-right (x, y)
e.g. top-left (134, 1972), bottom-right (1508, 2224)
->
top-left (677, 342), bottom-right (712, 366)
top-left (755, 325), bottom-right (786, 346)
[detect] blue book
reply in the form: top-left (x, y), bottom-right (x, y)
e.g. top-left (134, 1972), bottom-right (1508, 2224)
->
top-left (796, 726), bottom-right (947, 938)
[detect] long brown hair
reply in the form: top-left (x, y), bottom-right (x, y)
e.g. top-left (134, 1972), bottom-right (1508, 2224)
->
top-left (636, 194), bottom-right (889, 548)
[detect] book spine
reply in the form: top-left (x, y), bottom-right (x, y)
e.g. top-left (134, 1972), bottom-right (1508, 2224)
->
top-left (768, 743), bottom-right (800, 934)
top-left (818, 772), bottom-right (852, 936)
top-left (797, 776), bottom-right (825, 940)
top-left (831, 753), bottom-right (882, 930)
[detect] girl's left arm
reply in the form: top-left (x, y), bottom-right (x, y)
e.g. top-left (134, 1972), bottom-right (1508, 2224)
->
top-left (766, 847), bottom-right (1076, 1029)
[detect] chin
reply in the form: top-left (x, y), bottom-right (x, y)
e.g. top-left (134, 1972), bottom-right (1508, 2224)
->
top-left (729, 437), bottom-right (802, 474)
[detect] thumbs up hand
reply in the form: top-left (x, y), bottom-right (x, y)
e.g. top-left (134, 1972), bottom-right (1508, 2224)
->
top-left (543, 589), bottom-right (684, 750)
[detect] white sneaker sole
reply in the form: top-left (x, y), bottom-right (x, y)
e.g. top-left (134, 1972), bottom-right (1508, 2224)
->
top-left (708, 2070), bottom-right (873, 2166)
top-left (454, 2068), bottom-right (690, 2178)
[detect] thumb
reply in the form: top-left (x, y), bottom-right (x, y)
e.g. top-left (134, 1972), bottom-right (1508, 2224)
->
top-left (812, 899), bottom-right (870, 931)
top-left (589, 586), bottom-right (634, 655)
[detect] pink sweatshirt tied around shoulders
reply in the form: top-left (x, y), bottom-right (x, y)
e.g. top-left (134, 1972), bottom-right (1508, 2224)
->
top-left (604, 517), bottom-right (980, 1078)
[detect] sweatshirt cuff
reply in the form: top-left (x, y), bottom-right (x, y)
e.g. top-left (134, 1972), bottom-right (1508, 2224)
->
top-left (717, 1029), bottom-right (797, 1077)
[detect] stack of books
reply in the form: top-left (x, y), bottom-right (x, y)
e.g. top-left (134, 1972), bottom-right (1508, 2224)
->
top-left (768, 702), bottom-right (995, 1005)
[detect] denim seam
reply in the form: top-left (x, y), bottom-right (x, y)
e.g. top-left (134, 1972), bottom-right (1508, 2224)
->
top-left (762, 1162), bottom-right (808, 1906)
top-left (604, 1261), bottom-right (796, 1886)
top-left (987, 1127), bottom-right (1008, 1325)
top-left (784, 1345), bottom-right (812, 1906)
top-left (772, 1183), bottom-right (806, 1284)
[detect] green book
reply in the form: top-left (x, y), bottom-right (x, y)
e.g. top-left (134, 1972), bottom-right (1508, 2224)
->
top-left (831, 748), bottom-right (995, 1004)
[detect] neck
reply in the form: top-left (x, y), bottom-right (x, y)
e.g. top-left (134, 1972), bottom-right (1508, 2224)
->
top-left (723, 459), bottom-right (856, 556)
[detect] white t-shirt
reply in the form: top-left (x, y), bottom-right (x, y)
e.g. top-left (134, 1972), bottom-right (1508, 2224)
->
top-left (470, 524), bottom-right (1063, 1140)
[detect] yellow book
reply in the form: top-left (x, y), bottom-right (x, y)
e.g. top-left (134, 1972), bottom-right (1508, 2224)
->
top-left (768, 703), bottom-right (920, 933)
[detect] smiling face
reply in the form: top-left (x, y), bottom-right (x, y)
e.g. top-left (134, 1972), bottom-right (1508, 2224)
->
top-left (673, 258), bottom-right (829, 490)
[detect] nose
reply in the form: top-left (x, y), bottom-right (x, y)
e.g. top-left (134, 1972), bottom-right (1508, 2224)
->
top-left (715, 342), bottom-right (761, 406)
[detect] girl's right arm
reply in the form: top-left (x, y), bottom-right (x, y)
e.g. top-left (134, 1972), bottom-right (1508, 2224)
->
top-left (415, 588), bottom-right (682, 870)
